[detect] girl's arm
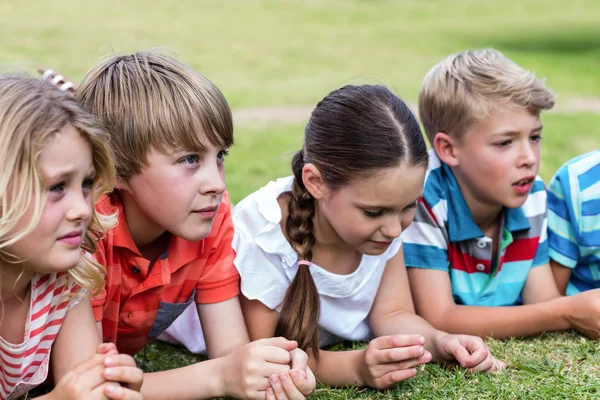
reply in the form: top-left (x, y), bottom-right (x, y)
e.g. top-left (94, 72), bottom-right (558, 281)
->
top-left (51, 297), bottom-right (101, 380)
top-left (240, 295), bottom-right (428, 389)
top-left (369, 250), bottom-right (502, 372)
top-left (48, 297), bottom-right (143, 400)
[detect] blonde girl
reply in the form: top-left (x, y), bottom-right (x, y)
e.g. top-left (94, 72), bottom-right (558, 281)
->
top-left (0, 75), bottom-right (142, 400)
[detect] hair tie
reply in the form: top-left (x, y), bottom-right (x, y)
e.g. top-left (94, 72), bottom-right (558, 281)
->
top-left (297, 260), bottom-right (311, 267)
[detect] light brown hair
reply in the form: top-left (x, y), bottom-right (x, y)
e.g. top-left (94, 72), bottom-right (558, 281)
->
top-left (76, 50), bottom-right (233, 182)
top-left (418, 48), bottom-right (556, 145)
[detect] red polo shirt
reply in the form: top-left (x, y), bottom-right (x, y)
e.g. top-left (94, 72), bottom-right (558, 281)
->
top-left (92, 192), bottom-right (239, 355)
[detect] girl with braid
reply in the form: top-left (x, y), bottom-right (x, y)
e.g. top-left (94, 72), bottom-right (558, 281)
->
top-left (231, 85), bottom-right (506, 391)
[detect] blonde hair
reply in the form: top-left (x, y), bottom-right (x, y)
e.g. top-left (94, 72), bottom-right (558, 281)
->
top-left (76, 50), bottom-right (234, 183)
top-left (418, 48), bottom-right (556, 144)
top-left (0, 75), bottom-right (115, 295)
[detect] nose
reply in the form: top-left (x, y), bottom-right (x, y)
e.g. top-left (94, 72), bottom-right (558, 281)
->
top-left (381, 216), bottom-right (403, 240)
top-left (67, 190), bottom-right (92, 222)
top-left (519, 141), bottom-right (538, 168)
top-left (199, 160), bottom-right (226, 196)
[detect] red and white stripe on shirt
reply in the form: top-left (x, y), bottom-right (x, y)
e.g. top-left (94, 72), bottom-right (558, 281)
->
top-left (0, 272), bottom-right (83, 400)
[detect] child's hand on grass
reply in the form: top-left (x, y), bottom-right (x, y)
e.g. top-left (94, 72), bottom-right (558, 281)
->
top-left (265, 347), bottom-right (316, 399)
top-left (358, 334), bottom-right (432, 389)
top-left (433, 333), bottom-right (506, 373)
top-left (565, 289), bottom-right (600, 338)
top-left (218, 336), bottom-right (298, 400)
top-left (43, 352), bottom-right (142, 400)
top-left (96, 342), bottom-right (144, 398)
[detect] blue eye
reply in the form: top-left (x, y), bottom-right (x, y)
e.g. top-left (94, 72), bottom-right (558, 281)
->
top-left (531, 134), bottom-right (542, 142)
top-left (217, 149), bottom-right (229, 161)
top-left (82, 178), bottom-right (94, 191)
top-left (180, 155), bottom-right (199, 165)
top-left (49, 182), bottom-right (65, 194)
top-left (495, 140), bottom-right (511, 148)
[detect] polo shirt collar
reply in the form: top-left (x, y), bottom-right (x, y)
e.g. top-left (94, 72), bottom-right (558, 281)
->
top-left (108, 194), bottom-right (203, 271)
top-left (441, 163), bottom-right (530, 242)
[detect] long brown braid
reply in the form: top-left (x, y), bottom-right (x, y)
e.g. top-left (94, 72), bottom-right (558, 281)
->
top-left (274, 150), bottom-right (320, 358)
top-left (274, 85), bottom-right (429, 359)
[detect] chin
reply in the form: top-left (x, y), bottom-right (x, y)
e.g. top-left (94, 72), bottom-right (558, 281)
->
top-left (177, 227), bottom-right (212, 242)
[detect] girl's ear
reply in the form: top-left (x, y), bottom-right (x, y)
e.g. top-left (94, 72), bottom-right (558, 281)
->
top-left (302, 164), bottom-right (327, 200)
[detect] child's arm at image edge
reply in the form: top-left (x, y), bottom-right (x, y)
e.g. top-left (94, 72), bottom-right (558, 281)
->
top-left (407, 266), bottom-right (573, 338)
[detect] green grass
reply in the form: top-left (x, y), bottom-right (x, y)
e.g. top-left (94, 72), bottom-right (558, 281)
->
top-left (0, 0), bottom-right (599, 107)
top-left (226, 113), bottom-right (600, 203)
top-left (135, 332), bottom-right (600, 400)
top-left (7, 1), bottom-right (600, 398)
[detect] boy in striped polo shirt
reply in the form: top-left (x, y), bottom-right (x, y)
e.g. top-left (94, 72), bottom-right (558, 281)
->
top-left (402, 49), bottom-right (600, 339)
top-left (548, 150), bottom-right (600, 295)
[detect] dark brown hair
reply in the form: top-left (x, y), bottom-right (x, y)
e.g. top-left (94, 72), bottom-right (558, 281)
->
top-left (274, 85), bottom-right (428, 358)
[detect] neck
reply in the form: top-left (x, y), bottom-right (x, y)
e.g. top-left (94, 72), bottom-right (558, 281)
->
top-left (454, 176), bottom-right (503, 233)
top-left (0, 260), bottom-right (34, 303)
top-left (118, 191), bottom-right (168, 253)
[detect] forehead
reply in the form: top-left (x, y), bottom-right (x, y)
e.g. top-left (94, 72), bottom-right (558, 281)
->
top-left (464, 104), bottom-right (541, 140)
top-left (334, 164), bottom-right (426, 207)
top-left (39, 125), bottom-right (93, 169)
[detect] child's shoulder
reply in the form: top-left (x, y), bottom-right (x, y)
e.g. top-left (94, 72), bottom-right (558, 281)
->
top-left (232, 176), bottom-right (294, 228)
top-left (554, 149), bottom-right (600, 182)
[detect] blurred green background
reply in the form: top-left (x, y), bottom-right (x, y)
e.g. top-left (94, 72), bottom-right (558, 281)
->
top-left (1, 0), bottom-right (599, 202)
top-left (5, 1), bottom-right (599, 398)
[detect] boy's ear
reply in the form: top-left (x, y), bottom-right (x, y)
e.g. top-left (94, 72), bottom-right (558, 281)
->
top-left (114, 179), bottom-right (129, 191)
top-left (433, 132), bottom-right (460, 167)
top-left (302, 164), bottom-right (327, 200)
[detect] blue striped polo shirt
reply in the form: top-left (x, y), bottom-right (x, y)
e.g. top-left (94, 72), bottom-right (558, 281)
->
top-left (548, 150), bottom-right (600, 295)
top-left (403, 151), bottom-right (548, 306)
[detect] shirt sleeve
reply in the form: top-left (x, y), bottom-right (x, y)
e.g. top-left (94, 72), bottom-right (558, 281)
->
top-left (195, 192), bottom-right (241, 304)
top-left (232, 198), bottom-right (292, 311)
top-left (547, 167), bottom-right (580, 268)
top-left (532, 211), bottom-right (550, 267)
top-left (402, 198), bottom-right (450, 271)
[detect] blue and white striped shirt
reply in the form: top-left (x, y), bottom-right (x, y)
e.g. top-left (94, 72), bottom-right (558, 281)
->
top-left (548, 150), bottom-right (600, 295)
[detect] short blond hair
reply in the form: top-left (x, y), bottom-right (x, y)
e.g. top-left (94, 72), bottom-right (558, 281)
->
top-left (418, 48), bottom-right (556, 144)
top-left (76, 50), bottom-right (234, 182)
top-left (0, 75), bottom-right (115, 295)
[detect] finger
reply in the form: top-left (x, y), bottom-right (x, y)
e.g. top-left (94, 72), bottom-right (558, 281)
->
top-left (466, 354), bottom-right (494, 373)
top-left (458, 345), bottom-right (489, 369)
top-left (62, 363), bottom-right (108, 394)
top-left (104, 354), bottom-right (137, 368)
top-left (280, 372), bottom-right (307, 400)
top-left (103, 383), bottom-right (144, 400)
top-left (289, 369), bottom-right (315, 396)
top-left (373, 367), bottom-right (419, 390)
top-left (289, 349), bottom-right (308, 371)
top-left (257, 337), bottom-right (298, 352)
top-left (371, 335), bottom-right (425, 350)
top-left (259, 346), bottom-right (293, 365)
top-left (70, 353), bottom-right (109, 375)
top-left (97, 343), bottom-right (118, 355)
top-left (373, 345), bottom-right (428, 364)
top-left (103, 366), bottom-right (144, 387)
top-left (268, 374), bottom-right (290, 400)
top-left (373, 351), bottom-right (432, 377)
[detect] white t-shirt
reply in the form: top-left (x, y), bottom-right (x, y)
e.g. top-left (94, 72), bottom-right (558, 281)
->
top-left (234, 176), bottom-right (403, 346)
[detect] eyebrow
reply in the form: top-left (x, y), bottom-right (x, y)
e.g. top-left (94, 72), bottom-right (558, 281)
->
top-left (356, 192), bottom-right (424, 210)
top-left (492, 125), bottom-right (543, 137)
top-left (46, 167), bottom-right (96, 182)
